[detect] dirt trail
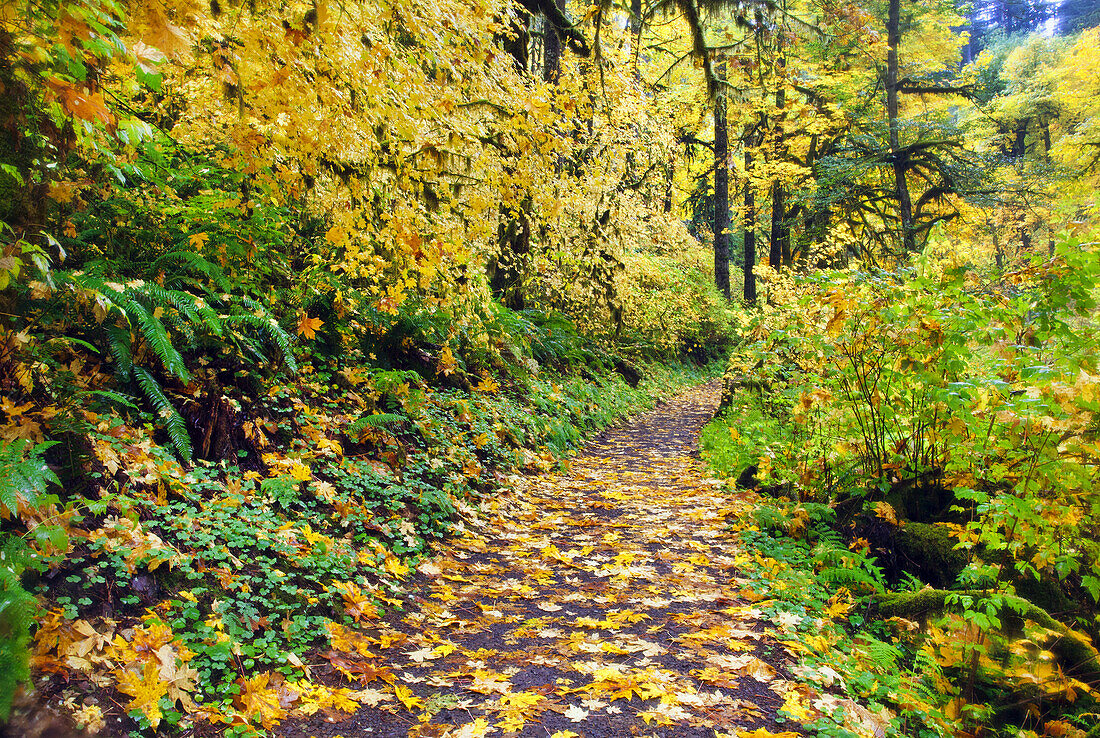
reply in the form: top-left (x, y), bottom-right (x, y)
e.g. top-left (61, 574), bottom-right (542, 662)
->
top-left (279, 381), bottom-right (809, 738)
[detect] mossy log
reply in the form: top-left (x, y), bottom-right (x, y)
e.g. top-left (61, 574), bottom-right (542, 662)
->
top-left (611, 357), bottom-right (643, 388)
top-left (894, 523), bottom-right (968, 588)
top-left (873, 588), bottom-right (1100, 678)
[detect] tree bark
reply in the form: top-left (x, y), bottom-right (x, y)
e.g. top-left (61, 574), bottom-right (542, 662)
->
top-left (769, 62), bottom-right (788, 269)
top-left (713, 59), bottom-right (731, 300)
top-left (1012, 117), bottom-right (1029, 159)
top-left (491, 204), bottom-right (530, 310)
top-left (744, 134), bottom-right (758, 303)
top-left (886, 0), bottom-right (915, 253)
top-left (543, 0), bottom-right (564, 82)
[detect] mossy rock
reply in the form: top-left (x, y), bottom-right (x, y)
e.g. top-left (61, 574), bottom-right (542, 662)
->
top-left (895, 522), bottom-right (967, 588)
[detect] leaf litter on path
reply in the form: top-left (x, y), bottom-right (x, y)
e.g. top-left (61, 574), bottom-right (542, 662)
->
top-left (278, 382), bottom-right (872, 738)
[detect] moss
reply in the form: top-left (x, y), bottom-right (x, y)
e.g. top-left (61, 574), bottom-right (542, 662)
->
top-left (895, 523), bottom-right (968, 588)
top-left (872, 588), bottom-right (1100, 682)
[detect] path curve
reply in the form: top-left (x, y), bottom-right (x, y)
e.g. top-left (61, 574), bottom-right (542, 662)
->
top-left (279, 381), bottom-right (807, 738)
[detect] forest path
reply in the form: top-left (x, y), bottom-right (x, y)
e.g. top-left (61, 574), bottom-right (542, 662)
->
top-left (278, 381), bottom-right (813, 738)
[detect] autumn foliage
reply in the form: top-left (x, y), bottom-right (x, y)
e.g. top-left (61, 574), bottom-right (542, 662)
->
top-left (2, 0), bottom-right (1100, 734)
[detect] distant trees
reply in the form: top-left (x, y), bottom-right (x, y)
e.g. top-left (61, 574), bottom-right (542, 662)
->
top-left (1058, 0), bottom-right (1100, 34)
top-left (965, 0), bottom-right (1056, 60)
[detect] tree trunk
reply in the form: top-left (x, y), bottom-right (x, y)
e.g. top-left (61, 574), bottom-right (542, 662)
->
top-left (886, 0), bottom-right (915, 253)
top-left (744, 137), bottom-right (757, 304)
top-left (1012, 117), bottom-right (1029, 159)
top-left (769, 184), bottom-right (787, 268)
top-left (769, 64), bottom-right (788, 269)
top-left (665, 159), bottom-right (674, 213)
top-left (713, 59), bottom-right (731, 300)
top-left (1045, 118), bottom-right (1055, 256)
top-left (491, 205), bottom-right (530, 309)
top-left (543, 0), bottom-right (564, 82)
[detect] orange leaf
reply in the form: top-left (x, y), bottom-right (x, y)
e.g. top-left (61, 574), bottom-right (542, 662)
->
top-left (297, 315), bottom-right (323, 340)
top-left (44, 78), bottom-right (114, 126)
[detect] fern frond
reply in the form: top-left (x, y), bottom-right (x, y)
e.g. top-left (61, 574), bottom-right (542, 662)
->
top-left (191, 296), bottom-right (224, 336)
top-left (86, 389), bottom-right (139, 411)
top-left (858, 634), bottom-right (902, 672)
top-left (105, 325), bottom-right (134, 376)
top-left (133, 367), bottom-right (193, 461)
top-left (0, 552), bottom-right (34, 720)
top-left (124, 297), bottom-right (190, 381)
top-left (224, 313), bottom-right (298, 374)
top-left (813, 540), bottom-right (885, 594)
top-left (151, 250), bottom-right (232, 292)
top-left (0, 440), bottom-right (60, 516)
top-left (347, 413), bottom-right (406, 436)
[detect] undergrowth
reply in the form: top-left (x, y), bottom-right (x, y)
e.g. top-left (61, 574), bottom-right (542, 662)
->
top-left (3, 297), bottom-right (715, 734)
top-left (704, 241), bottom-right (1100, 738)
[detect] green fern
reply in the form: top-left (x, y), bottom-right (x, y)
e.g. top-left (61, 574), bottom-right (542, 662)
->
top-left (105, 324), bottom-right (135, 375)
top-left (223, 313), bottom-right (298, 373)
top-left (151, 250), bottom-right (232, 292)
top-left (0, 440), bottom-right (59, 517)
top-left (347, 413), bottom-right (406, 436)
top-left (80, 276), bottom-right (189, 380)
top-left (121, 295), bottom-right (189, 381)
top-left (857, 633), bottom-right (902, 672)
top-left (68, 272), bottom-right (298, 461)
top-left (812, 539), bottom-right (886, 594)
top-left (85, 390), bottom-right (139, 411)
top-left (0, 539), bottom-right (34, 721)
top-left (0, 441), bottom-right (61, 720)
top-left (133, 367), bottom-right (193, 461)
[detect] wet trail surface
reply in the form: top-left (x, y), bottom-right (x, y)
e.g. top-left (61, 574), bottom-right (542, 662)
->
top-left (278, 382), bottom-right (813, 738)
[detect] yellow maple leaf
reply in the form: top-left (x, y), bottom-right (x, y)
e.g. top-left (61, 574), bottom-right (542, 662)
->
top-left (116, 661), bottom-right (168, 728)
top-left (331, 581), bottom-right (377, 623)
top-left (495, 712), bottom-right (528, 733)
top-left (873, 501), bottom-right (899, 525)
top-left (289, 461), bottom-right (312, 482)
top-left (297, 314), bottom-right (324, 340)
top-left (394, 683), bottom-right (423, 711)
top-left (499, 690), bottom-right (544, 710)
top-left (433, 642), bottom-right (457, 657)
top-left (438, 345), bottom-right (458, 376)
top-left (445, 718), bottom-right (492, 737)
top-left (383, 552), bottom-right (409, 579)
top-left (474, 373), bottom-right (499, 393)
top-left (235, 672), bottom-right (287, 729)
